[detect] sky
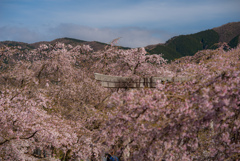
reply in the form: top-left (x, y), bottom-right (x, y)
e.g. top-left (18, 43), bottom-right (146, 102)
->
top-left (0, 0), bottom-right (240, 48)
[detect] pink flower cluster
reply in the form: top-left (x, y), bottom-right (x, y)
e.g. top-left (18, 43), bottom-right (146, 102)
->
top-left (0, 42), bottom-right (239, 160)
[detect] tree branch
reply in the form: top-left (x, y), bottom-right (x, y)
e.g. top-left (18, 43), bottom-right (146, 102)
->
top-left (0, 130), bottom-right (39, 145)
top-left (20, 130), bottom-right (39, 139)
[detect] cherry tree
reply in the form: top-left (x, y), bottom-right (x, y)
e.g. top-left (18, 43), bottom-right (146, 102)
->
top-left (97, 44), bottom-right (240, 160)
top-left (91, 44), bottom-right (169, 78)
top-left (0, 42), bottom-right (239, 160)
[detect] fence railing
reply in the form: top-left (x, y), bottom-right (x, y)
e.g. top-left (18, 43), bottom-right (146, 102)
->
top-left (94, 73), bottom-right (191, 88)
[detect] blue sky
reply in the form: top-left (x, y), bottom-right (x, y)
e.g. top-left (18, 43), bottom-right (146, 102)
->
top-left (1, 0), bottom-right (240, 47)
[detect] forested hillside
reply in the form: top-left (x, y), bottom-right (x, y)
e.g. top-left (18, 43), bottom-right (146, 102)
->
top-left (147, 22), bottom-right (240, 61)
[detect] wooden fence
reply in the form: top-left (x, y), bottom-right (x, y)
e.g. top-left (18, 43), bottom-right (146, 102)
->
top-left (94, 73), bottom-right (191, 88)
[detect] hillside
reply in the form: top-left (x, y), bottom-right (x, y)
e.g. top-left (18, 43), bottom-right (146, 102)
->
top-left (213, 22), bottom-right (240, 43)
top-left (1, 22), bottom-right (239, 62)
top-left (0, 37), bottom-right (120, 52)
top-left (147, 21), bottom-right (240, 61)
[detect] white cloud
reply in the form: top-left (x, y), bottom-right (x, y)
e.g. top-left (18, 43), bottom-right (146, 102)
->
top-left (1, 0), bottom-right (240, 47)
top-left (0, 26), bottom-right (44, 43)
top-left (0, 24), bottom-right (169, 48)
top-left (49, 24), bottom-right (166, 47)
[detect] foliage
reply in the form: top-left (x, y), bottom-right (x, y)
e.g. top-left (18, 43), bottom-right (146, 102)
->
top-left (228, 35), bottom-right (239, 48)
top-left (146, 45), bottom-right (181, 61)
top-left (0, 42), bottom-right (240, 160)
top-left (193, 29), bottom-right (220, 49)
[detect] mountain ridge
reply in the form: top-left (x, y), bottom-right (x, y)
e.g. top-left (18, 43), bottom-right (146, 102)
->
top-left (1, 22), bottom-right (239, 61)
top-left (0, 37), bottom-right (118, 52)
top-left (146, 21), bottom-right (240, 61)
top-left (213, 21), bottom-right (240, 43)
